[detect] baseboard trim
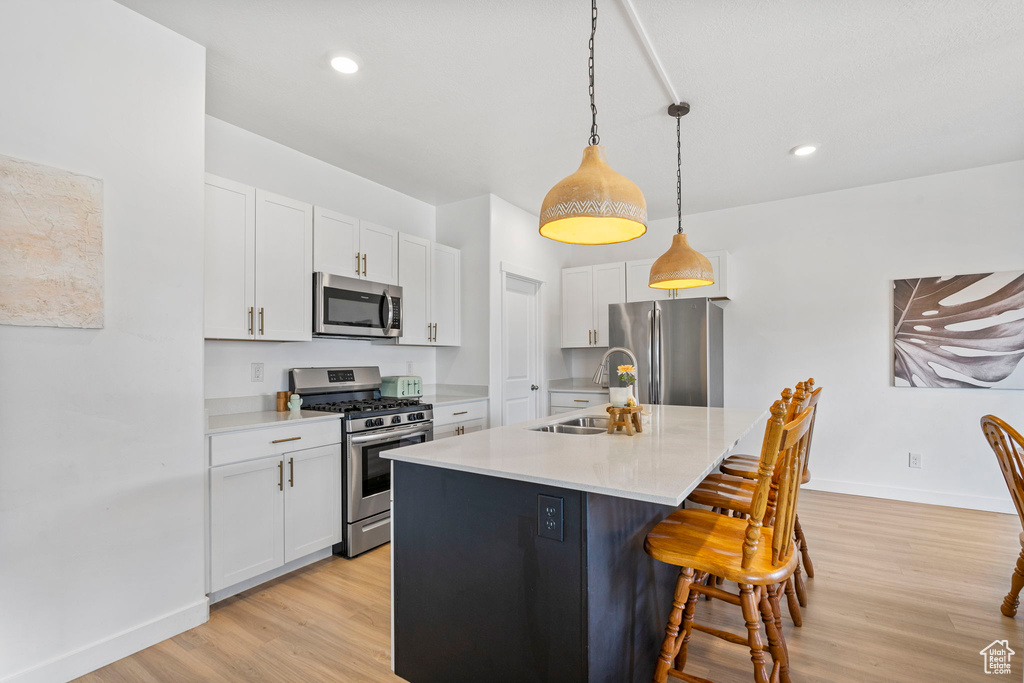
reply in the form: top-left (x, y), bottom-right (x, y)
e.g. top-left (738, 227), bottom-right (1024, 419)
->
top-left (3, 598), bottom-right (209, 683)
top-left (805, 478), bottom-right (1014, 514)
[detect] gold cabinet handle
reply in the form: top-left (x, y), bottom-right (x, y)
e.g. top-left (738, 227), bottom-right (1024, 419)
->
top-left (248, 306), bottom-right (254, 335)
top-left (259, 307), bottom-right (265, 335)
top-left (278, 460), bottom-right (284, 491)
top-left (433, 323), bottom-right (438, 343)
top-left (453, 411), bottom-right (468, 416)
top-left (355, 252), bottom-right (361, 275)
top-left (271, 436), bottom-right (301, 444)
top-left (574, 399), bottom-right (590, 403)
top-left (288, 457), bottom-right (294, 488)
top-left (588, 329), bottom-right (592, 345)
top-left (362, 254), bottom-right (367, 277)
top-left (593, 329), bottom-right (597, 345)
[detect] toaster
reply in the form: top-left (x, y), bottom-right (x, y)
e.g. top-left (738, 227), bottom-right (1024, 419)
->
top-left (381, 375), bottom-right (422, 398)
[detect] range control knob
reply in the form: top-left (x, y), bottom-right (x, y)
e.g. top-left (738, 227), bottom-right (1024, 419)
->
top-left (364, 419), bottom-right (374, 428)
top-left (392, 415), bottom-right (402, 425)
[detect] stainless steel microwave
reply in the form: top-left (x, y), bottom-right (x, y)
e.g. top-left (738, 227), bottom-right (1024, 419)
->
top-left (313, 272), bottom-right (403, 339)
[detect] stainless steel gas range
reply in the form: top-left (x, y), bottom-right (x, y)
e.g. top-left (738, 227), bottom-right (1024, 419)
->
top-left (289, 366), bottom-right (432, 557)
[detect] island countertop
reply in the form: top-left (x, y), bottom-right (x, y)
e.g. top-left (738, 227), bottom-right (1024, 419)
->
top-left (384, 403), bottom-right (766, 506)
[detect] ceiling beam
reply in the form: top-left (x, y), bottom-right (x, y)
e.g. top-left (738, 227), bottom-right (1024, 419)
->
top-left (618, 0), bottom-right (679, 104)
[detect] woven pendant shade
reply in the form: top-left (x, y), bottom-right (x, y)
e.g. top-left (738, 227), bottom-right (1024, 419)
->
top-left (539, 145), bottom-right (647, 245)
top-left (648, 233), bottom-right (714, 289)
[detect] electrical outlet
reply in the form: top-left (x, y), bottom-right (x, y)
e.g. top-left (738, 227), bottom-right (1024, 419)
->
top-left (406, 361), bottom-right (414, 375)
top-left (908, 452), bottom-right (922, 469)
top-left (251, 362), bottom-right (264, 383)
top-left (537, 494), bottom-right (564, 541)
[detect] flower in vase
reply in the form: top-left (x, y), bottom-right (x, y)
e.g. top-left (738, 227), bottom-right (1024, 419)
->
top-left (617, 364), bottom-right (636, 385)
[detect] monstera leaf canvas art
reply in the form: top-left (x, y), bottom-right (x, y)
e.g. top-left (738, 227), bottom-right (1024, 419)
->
top-left (893, 271), bottom-right (1024, 389)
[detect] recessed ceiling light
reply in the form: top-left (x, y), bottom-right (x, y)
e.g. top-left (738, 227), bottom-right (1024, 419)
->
top-left (329, 54), bottom-right (360, 75)
top-left (790, 144), bottom-right (817, 157)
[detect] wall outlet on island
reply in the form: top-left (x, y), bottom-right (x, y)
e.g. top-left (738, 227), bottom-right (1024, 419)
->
top-left (908, 452), bottom-right (922, 469)
top-left (251, 362), bottom-right (264, 383)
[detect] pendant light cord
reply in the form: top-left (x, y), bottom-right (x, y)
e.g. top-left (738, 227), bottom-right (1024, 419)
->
top-left (676, 113), bottom-right (682, 234)
top-left (588, 0), bottom-right (600, 146)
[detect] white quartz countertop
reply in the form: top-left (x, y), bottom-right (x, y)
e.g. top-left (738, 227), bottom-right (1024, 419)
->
top-left (548, 378), bottom-right (609, 393)
top-left (206, 410), bottom-right (341, 435)
top-left (384, 404), bottom-right (766, 505)
top-left (422, 393), bottom-right (488, 407)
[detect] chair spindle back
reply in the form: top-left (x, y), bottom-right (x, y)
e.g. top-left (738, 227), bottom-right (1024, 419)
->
top-left (981, 415), bottom-right (1024, 529)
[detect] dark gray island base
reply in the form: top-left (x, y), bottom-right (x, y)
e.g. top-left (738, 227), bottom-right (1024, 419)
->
top-left (392, 461), bottom-right (679, 683)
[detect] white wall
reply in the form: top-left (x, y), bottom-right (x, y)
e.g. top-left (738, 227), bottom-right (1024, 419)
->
top-left (203, 117), bottom-right (438, 399)
top-left (0, 2), bottom-right (207, 681)
top-left (570, 161), bottom-right (1024, 512)
top-left (488, 196), bottom-right (574, 424)
top-left (436, 196), bottom-right (491, 387)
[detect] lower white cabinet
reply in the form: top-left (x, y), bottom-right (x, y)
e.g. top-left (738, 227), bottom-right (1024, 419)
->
top-left (209, 443), bottom-right (342, 593)
top-left (433, 400), bottom-right (488, 439)
top-left (549, 391), bottom-right (609, 414)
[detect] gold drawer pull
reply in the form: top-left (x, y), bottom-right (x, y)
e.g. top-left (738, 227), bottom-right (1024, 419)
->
top-left (574, 399), bottom-right (590, 403)
top-left (271, 436), bottom-right (301, 444)
top-left (453, 411), bottom-right (468, 416)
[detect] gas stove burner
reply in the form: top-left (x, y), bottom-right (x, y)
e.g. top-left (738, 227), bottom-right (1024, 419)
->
top-left (306, 397), bottom-right (423, 415)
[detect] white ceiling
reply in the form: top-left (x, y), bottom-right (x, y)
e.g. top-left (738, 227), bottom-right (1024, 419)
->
top-left (117, 0), bottom-right (1024, 220)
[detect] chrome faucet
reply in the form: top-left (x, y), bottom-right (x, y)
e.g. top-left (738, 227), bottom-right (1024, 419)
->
top-left (592, 346), bottom-right (639, 387)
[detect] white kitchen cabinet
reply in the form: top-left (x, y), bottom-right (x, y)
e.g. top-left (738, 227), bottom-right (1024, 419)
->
top-left (209, 456), bottom-right (285, 592)
top-left (204, 175), bottom-right (312, 341)
top-left (675, 250), bottom-right (730, 300)
top-left (560, 263), bottom-right (625, 348)
top-left (313, 206), bottom-right (360, 277)
top-left (255, 190), bottom-right (313, 341)
top-left (625, 252), bottom-right (731, 302)
top-left (395, 235), bottom-right (461, 346)
top-left (430, 243), bottom-right (461, 346)
top-left (204, 176), bottom-right (255, 340)
top-left (283, 444), bottom-right (342, 562)
top-left (625, 258), bottom-right (673, 303)
top-left (433, 400), bottom-right (488, 439)
top-left (359, 220), bottom-right (400, 285)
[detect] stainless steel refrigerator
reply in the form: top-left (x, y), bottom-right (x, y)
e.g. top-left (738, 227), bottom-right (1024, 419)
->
top-left (606, 298), bottom-right (724, 407)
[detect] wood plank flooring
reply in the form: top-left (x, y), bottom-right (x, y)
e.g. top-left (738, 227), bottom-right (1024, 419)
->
top-left (77, 490), bottom-right (1023, 682)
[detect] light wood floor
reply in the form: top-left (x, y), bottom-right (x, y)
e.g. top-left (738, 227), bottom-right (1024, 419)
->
top-left (77, 490), bottom-right (1022, 682)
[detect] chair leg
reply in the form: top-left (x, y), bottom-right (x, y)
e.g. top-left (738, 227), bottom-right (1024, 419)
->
top-left (674, 572), bottom-right (705, 671)
top-left (769, 583), bottom-right (790, 660)
top-left (783, 577), bottom-right (803, 627)
top-left (1002, 548), bottom-right (1024, 617)
top-left (759, 585), bottom-right (791, 683)
top-left (793, 562), bottom-right (807, 607)
top-left (740, 584), bottom-right (771, 683)
top-left (794, 514), bottom-right (814, 578)
top-left (653, 567), bottom-right (695, 683)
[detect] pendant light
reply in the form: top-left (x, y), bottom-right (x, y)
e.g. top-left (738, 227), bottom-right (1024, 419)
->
top-left (649, 103), bottom-right (714, 289)
top-left (539, 0), bottom-right (647, 245)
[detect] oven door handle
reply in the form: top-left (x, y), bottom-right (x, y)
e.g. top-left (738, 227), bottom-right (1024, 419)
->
top-left (383, 289), bottom-right (394, 332)
top-left (349, 425), bottom-right (431, 445)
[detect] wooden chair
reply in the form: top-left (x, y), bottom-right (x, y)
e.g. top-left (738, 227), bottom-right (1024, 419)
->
top-left (980, 415), bottom-right (1024, 617)
top-left (645, 399), bottom-right (815, 683)
top-left (715, 378), bottom-right (821, 608)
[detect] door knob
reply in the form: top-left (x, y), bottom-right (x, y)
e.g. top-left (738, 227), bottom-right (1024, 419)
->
top-left (530, 384), bottom-right (539, 391)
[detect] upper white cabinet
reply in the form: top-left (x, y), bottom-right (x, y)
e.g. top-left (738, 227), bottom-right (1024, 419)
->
top-left (625, 251), bottom-right (731, 302)
top-left (561, 263), bottom-right (626, 348)
top-left (204, 175), bottom-right (312, 342)
top-left (313, 212), bottom-right (399, 286)
top-left (395, 234), bottom-right (461, 346)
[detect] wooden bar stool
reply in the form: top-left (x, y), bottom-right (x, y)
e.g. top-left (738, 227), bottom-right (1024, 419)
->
top-left (645, 399), bottom-right (815, 683)
top-left (980, 415), bottom-right (1024, 617)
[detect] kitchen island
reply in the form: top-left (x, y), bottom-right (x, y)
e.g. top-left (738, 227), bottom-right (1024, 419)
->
top-left (385, 404), bottom-right (765, 683)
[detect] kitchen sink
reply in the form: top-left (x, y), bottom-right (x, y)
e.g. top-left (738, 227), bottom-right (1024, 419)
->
top-left (528, 415), bottom-right (609, 435)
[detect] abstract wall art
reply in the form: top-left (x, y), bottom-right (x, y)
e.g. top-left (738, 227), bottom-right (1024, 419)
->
top-left (0, 154), bottom-right (104, 328)
top-left (893, 271), bottom-right (1024, 389)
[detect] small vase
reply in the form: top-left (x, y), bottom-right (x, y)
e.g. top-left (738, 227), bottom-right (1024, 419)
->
top-left (609, 385), bottom-right (634, 407)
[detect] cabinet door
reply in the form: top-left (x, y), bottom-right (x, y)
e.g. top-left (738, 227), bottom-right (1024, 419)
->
top-left (432, 423), bottom-right (459, 440)
top-left (359, 221), bottom-right (399, 285)
top-left (561, 266), bottom-right (594, 348)
top-left (255, 190), bottom-right (313, 341)
top-left (204, 175), bottom-right (255, 340)
top-left (592, 262), bottom-right (626, 347)
top-left (675, 250), bottom-right (730, 300)
top-left (284, 445), bottom-right (342, 562)
top-left (430, 243), bottom-right (461, 346)
top-left (625, 258), bottom-right (673, 303)
top-left (210, 457), bottom-right (285, 592)
top-left (313, 206), bottom-right (360, 278)
top-left (460, 418), bottom-right (486, 436)
top-left (397, 233), bottom-right (431, 345)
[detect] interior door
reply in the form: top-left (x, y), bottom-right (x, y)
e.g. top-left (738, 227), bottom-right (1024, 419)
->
top-left (592, 262), bottom-right (626, 347)
top-left (561, 266), bottom-right (594, 348)
top-left (359, 221), bottom-right (399, 285)
top-left (204, 175), bottom-right (255, 339)
top-left (313, 206), bottom-right (360, 278)
top-left (398, 233), bottom-right (431, 345)
top-left (430, 243), bottom-right (460, 346)
top-left (255, 190), bottom-right (312, 341)
top-left (502, 274), bottom-right (540, 426)
top-left (625, 258), bottom-right (672, 303)
top-left (284, 445), bottom-right (342, 562)
top-left (209, 456), bottom-right (285, 592)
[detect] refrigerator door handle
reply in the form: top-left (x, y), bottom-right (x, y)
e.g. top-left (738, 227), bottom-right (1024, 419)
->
top-left (651, 306), bottom-right (662, 404)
